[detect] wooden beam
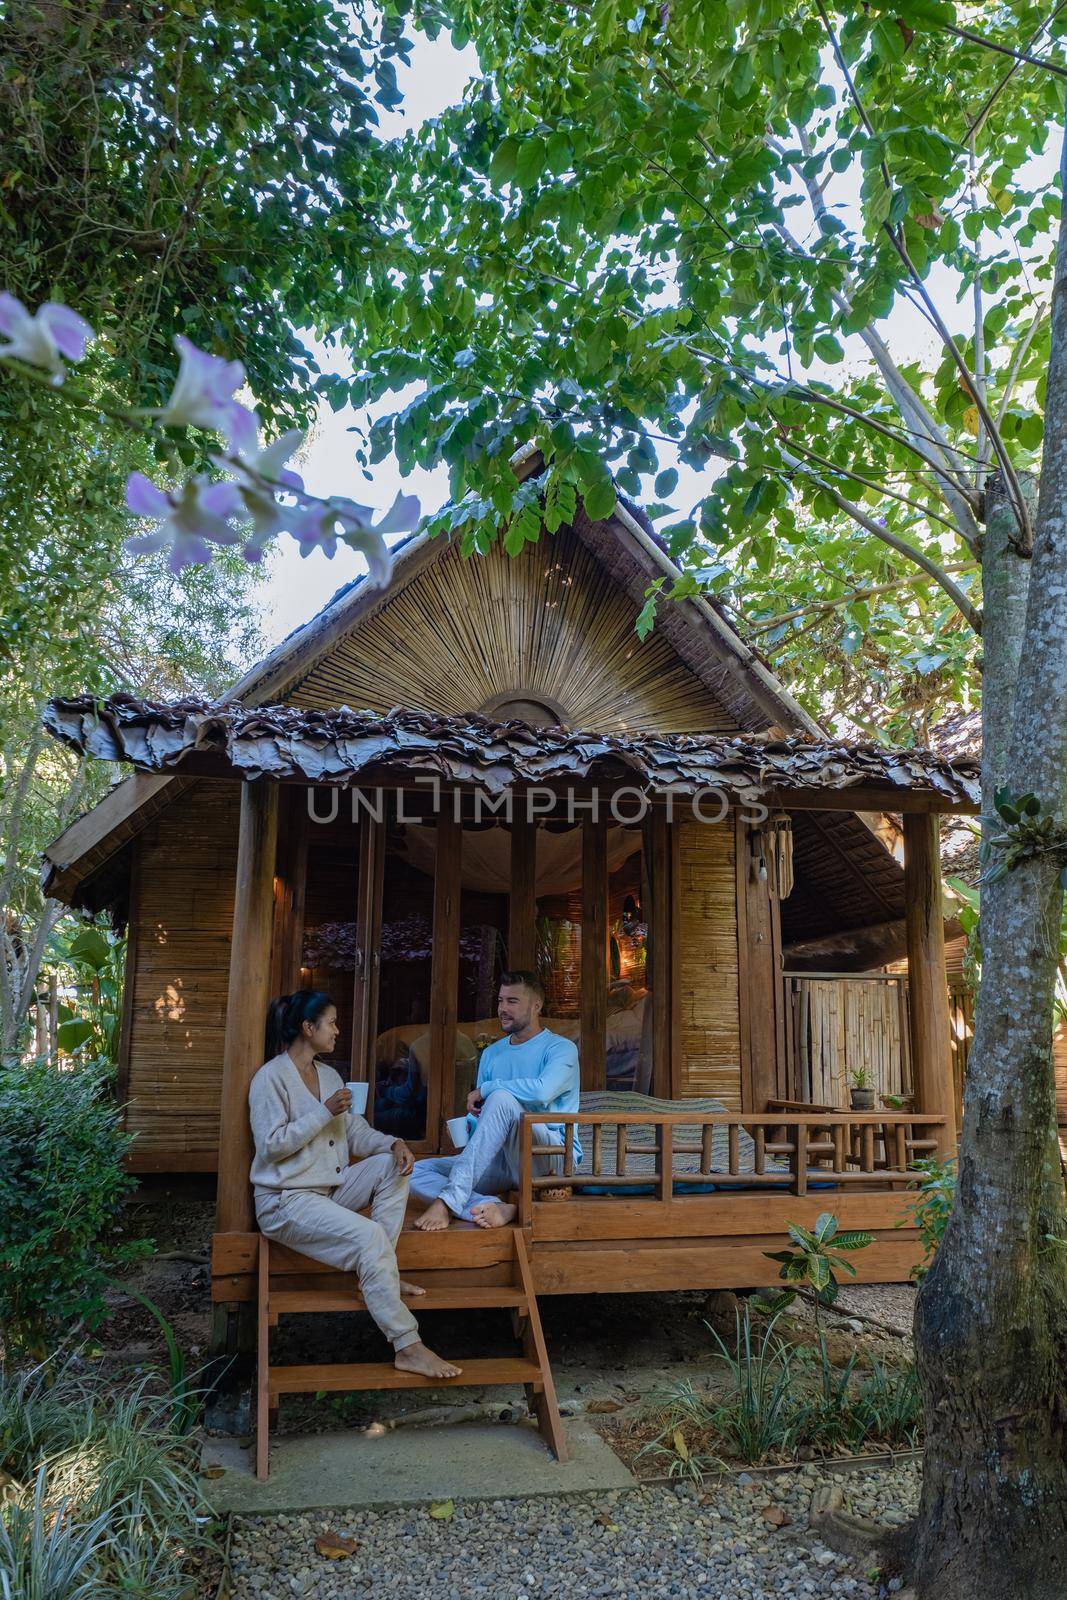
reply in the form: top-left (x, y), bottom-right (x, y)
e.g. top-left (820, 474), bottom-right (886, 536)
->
top-left (428, 806), bottom-right (462, 1144)
top-left (581, 818), bottom-right (608, 1090)
top-left (904, 812), bottom-right (957, 1155)
top-left (508, 813), bottom-right (537, 970)
top-left (42, 773), bottom-right (194, 904)
top-left (91, 758), bottom-right (979, 817)
top-left (216, 782), bottom-right (280, 1235)
top-left (351, 795), bottom-right (385, 1089)
top-left (784, 914), bottom-right (965, 972)
top-left (644, 809), bottom-right (671, 1098)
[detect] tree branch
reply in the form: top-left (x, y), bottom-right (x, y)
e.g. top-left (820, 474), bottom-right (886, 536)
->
top-left (749, 562), bottom-right (977, 633)
top-left (966, 0), bottom-right (1067, 139)
top-left (943, 21), bottom-right (1067, 79)
top-left (882, 223), bottom-right (1034, 546)
top-left (778, 434), bottom-right (963, 533)
top-left (779, 448), bottom-right (984, 632)
top-left (995, 301), bottom-right (1048, 430)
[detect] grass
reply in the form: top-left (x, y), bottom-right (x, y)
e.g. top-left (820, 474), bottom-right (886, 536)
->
top-left (0, 1358), bottom-right (218, 1599)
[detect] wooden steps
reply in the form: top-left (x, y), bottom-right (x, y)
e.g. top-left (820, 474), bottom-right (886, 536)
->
top-left (253, 1227), bottom-right (565, 1481)
top-left (269, 1357), bottom-right (542, 1397)
top-left (269, 1284), bottom-right (528, 1315)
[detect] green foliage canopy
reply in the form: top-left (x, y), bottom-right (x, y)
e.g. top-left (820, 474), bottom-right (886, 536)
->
top-left (350, 0), bottom-right (1062, 735)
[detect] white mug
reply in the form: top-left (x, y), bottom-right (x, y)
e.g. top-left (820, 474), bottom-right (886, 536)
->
top-left (446, 1114), bottom-right (470, 1149)
top-left (344, 1081), bottom-right (370, 1115)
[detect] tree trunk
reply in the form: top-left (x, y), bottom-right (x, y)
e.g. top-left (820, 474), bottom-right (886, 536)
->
top-left (911, 121), bottom-right (1067, 1599)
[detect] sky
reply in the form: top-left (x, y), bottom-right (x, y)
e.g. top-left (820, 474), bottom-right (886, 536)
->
top-left (258, 31), bottom-right (480, 647)
top-left (253, 24), bottom-right (1059, 655)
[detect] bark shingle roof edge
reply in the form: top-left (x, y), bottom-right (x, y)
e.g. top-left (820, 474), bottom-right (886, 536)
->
top-left (43, 694), bottom-right (981, 810)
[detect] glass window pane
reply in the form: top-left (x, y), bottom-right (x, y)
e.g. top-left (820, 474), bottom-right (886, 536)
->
top-left (371, 808), bottom-right (436, 1142)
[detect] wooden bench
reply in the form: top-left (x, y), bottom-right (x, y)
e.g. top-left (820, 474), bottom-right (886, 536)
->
top-left (211, 1225), bottom-right (567, 1480)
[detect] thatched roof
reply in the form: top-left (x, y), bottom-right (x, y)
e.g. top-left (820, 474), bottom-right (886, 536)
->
top-left (40, 448), bottom-right (976, 954)
top-left (929, 707), bottom-right (982, 886)
top-left (43, 694), bottom-right (981, 812)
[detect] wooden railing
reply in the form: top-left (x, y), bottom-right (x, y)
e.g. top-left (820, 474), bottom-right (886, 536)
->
top-left (518, 1109), bottom-right (946, 1219)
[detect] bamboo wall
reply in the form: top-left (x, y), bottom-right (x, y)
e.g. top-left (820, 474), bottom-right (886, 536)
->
top-left (671, 817), bottom-right (743, 1107)
top-left (121, 781), bottom-right (239, 1168)
top-left (783, 975), bottom-right (910, 1108)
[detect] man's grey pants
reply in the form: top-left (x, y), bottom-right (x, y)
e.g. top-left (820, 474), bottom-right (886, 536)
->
top-left (410, 1088), bottom-right (564, 1221)
top-left (254, 1153), bottom-right (419, 1351)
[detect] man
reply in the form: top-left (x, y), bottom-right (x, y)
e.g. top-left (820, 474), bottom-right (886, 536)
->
top-left (411, 970), bottom-right (581, 1230)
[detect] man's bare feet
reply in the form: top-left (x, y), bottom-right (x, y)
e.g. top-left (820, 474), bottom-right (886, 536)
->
top-left (413, 1199), bottom-right (451, 1232)
top-left (469, 1200), bottom-right (517, 1229)
top-left (399, 1280), bottom-right (426, 1298)
top-left (394, 1341), bottom-right (462, 1380)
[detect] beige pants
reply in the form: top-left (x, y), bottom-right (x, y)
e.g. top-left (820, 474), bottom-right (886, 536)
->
top-left (254, 1153), bottom-right (419, 1351)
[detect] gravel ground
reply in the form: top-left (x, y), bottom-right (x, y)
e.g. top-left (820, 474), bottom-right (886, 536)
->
top-left (228, 1460), bottom-right (921, 1600)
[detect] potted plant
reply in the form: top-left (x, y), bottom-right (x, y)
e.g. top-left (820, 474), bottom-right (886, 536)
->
top-left (849, 1067), bottom-right (876, 1111)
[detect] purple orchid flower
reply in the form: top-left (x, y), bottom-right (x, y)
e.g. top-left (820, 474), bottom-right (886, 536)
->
top-left (124, 472), bottom-right (247, 574)
top-left (162, 335), bottom-right (259, 454)
top-left (0, 293), bottom-right (94, 382)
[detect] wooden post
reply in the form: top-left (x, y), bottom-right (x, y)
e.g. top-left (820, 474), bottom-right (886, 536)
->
top-left (644, 806), bottom-right (671, 1098)
top-left (903, 811), bottom-right (957, 1155)
top-left (216, 781), bottom-right (280, 1236)
top-left (581, 817), bottom-right (608, 1090)
top-left (736, 813), bottom-right (785, 1113)
top-left (114, 837), bottom-right (141, 1112)
top-left (508, 813), bottom-right (537, 969)
top-left (269, 787), bottom-right (308, 997)
top-left (351, 796), bottom-right (385, 1090)
top-left (428, 803), bottom-right (461, 1140)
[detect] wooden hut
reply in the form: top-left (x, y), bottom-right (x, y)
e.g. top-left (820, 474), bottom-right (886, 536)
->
top-left (41, 463), bottom-right (979, 1466)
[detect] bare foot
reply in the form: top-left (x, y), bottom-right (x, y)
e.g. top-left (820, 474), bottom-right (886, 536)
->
top-left (470, 1200), bottom-right (517, 1229)
top-left (413, 1199), bottom-right (451, 1232)
top-left (399, 1281), bottom-right (426, 1298)
top-left (394, 1342), bottom-right (462, 1380)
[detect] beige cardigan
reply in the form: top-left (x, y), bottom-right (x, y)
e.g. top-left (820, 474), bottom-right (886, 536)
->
top-left (248, 1051), bottom-right (396, 1193)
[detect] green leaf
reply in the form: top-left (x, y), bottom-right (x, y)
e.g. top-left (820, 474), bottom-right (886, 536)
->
top-left (813, 333), bottom-right (843, 364)
top-left (69, 927), bottom-right (112, 972)
top-left (56, 1017), bottom-right (95, 1052)
top-left (654, 467), bottom-right (679, 498)
top-left (515, 136), bottom-right (546, 187)
top-left (490, 137), bottom-right (519, 183)
top-left (583, 479), bottom-right (617, 521)
top-left (814, 1212), bottom-right (838, 1244)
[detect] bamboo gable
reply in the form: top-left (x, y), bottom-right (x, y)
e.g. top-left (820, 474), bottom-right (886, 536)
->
top-left (287, 523), bottom-right (739, 735)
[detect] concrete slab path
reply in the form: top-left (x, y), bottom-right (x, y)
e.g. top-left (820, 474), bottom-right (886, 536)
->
top-left (202, 1417), bottom-right (636, 1515)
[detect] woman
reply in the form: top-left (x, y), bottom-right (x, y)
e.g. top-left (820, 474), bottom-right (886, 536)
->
top-left (249, 990), bottom-right (460, 1380)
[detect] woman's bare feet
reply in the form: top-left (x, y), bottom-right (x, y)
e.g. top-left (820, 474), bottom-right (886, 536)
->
top-left (399, 1281), bottom-right (426, 1298)
top-left (413, 1199), bottom-right (451, 1232)
top-left (394, 1342), bottom-right (462, 1379)
top-left (469, 1200), bottom-right (517, 1229)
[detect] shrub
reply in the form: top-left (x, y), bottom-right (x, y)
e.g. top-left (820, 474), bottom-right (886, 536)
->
top-left (757, 1212), bottom-right (875, 1322)
top-left (0, 1059), bottom-right (150, 1358)
top-left (642, 1307), bottom-right (925, 1473)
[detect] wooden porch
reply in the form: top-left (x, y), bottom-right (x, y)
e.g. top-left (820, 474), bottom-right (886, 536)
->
top-left (211, 1102), bottom-right (938, 1473)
